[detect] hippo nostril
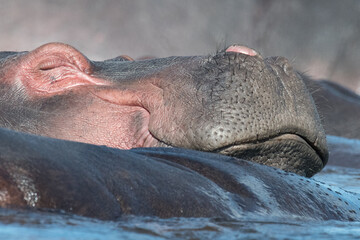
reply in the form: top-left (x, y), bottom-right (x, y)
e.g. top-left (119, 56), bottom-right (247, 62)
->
top-left (265, 57), bottom-right (296, 78)
top-left (279, 60), bottom-right (293, 75)
top-left (226, 45), bottom-right (258, 56)
top-left (271, 57), bottom-right (294, 76)
top-left (283, 64), bottom-right (293, 75)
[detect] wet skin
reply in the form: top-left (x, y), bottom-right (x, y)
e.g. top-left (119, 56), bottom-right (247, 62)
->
top-left (0, 43), bottom-right (327, 177)
top-left (304, 76), bottom-right (360, 139)
top-left (302, 77), bottom-right (360, 168)
top-left (0, 128), bottom-right (358, 221)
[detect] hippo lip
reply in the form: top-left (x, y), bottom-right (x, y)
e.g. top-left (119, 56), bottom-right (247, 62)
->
top-left (215, 133), bottom-right (326, 177)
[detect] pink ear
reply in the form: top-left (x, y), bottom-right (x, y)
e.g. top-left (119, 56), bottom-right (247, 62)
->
top-left (16, 43), bottom-right (107, 96)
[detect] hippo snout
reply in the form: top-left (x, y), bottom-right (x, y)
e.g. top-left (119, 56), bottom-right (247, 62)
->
top-left (205, 49), bottom-right (327, 176)
top-left (145, 46), bottom-right (328, 177)
top-left (0, 43), bottom-right (328, 177)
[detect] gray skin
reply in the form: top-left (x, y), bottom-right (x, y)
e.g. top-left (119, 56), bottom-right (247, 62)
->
top-left (304, 76), bottom-right (360, 139)
top-left (303, 77), bottom-right (360, 168)
top-left (0, 43), bottom-right (328, 177)
top-left (0, 127), bottom-right (358, 221)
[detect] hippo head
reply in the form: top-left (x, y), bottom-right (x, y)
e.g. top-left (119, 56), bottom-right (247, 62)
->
top-left (0, 43), bottom-right (328, 177)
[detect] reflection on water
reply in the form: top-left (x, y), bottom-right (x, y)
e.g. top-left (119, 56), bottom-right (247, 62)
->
top-left (1, 165), bottom-right (359, 240)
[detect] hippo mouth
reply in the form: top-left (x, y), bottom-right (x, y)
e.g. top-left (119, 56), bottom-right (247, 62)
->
top-left (215, 134), bottom-right (326, 177)
top-left (149, 130), bottom-right (326, 177)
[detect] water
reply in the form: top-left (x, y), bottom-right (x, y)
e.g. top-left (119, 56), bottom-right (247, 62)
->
top-left (0, 164), bottom-right (359, 240)
top-left (1, 209), bottom-right (360, 239)
top-left (314, 165), bottom-right (360, 194)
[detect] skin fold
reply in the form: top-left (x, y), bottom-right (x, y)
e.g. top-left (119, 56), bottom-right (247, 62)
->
top-left (0, 43), bottom-right (328, 177)
top-left (0, 43), bottom-right (358, 221)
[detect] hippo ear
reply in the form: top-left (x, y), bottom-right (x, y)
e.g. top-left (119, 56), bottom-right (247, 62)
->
top-left (16, 43), bottom-right (107, 95)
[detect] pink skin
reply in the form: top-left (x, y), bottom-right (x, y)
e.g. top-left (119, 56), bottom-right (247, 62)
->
top-left (226, 45), bottom-right (258, 56)
top-left (3, 43), bottom-right (257, 150)
top-left (5, 43), bottom-right (162, 149)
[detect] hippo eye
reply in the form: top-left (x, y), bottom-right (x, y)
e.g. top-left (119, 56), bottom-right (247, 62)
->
top-left (38, 58), bottom-right (68, 71)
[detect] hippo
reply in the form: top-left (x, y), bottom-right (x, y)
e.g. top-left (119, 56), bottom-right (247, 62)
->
top-left (0, 43), bottom-right (328, 177)
top-left (0, 127), bottom-right (358, 221)
top-left (302, 76), bottom-right (360, 167)
top-left (303, 76), bottom-right (360, 139)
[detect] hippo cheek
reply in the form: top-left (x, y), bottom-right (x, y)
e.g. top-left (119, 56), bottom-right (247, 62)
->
top-left (0, 42), bottom-right (163, 149)
top-left (89, 85), bottom-right (169, 149)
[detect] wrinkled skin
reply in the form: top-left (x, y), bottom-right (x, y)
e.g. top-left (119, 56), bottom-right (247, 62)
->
top-left (0, 43), bottom-right (327, 176)
top-left (0, 128), bottom-right (358, 221)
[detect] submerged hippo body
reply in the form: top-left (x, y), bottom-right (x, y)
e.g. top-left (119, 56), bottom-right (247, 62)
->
top-left (0, 43), bottom-right (327, 176)
top-left (304, 76), bottom-right (360, 139)
top-left (303, 77), bottom-right (360, 167)
top-left (0, 128), bottom-right (358, 221)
